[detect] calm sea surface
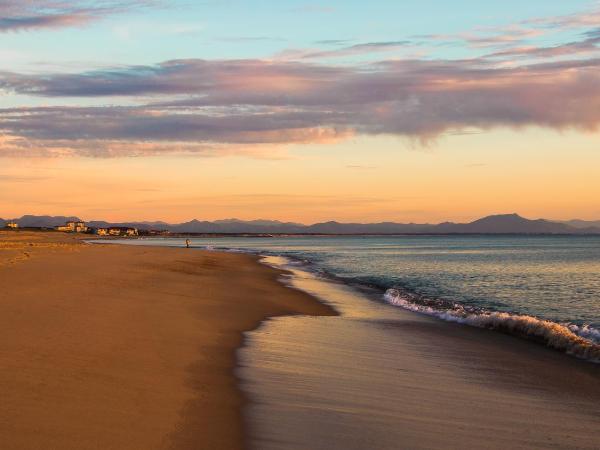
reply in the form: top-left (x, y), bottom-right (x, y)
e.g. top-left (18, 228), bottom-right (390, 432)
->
top-left (126, 235), bottom-right (600, 335)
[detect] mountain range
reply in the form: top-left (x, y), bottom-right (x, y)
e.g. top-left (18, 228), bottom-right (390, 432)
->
top-left (560, 219), bottom-right (600, 229)
top-left (2, 213), bottom-right (600, 235)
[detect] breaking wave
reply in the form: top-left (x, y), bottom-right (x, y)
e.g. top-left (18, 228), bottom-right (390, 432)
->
top-left (384, 288), bottom-right (600, 363)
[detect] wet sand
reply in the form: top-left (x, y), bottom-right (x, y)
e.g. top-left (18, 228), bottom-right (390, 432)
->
top-left (239, 256), bottom-right (600, 450)
top-left (0, 232), bottom-right (334, 450)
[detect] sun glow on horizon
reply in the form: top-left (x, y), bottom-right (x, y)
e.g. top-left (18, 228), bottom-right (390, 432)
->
top-left (1, 0), bottom-right (599, 222)
top-left (2, 128), bottom-right (599, 223)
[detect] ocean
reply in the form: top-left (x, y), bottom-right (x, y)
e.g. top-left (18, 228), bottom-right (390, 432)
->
top-left (122, 234), bottom-right (600, 359)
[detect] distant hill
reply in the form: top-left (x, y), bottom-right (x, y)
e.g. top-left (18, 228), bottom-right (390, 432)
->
top-left (12, 215), bottom-right (82, 228)
top-left (87, 220), bottom-right (159, 229)
top-left (434, 213), bottom-right (576, 234)
top-left (167, 219), bottom-right (307, 234)
top-left (298, 214), bottom-right (598, 234)
top-left (3, 213), bottom-right (600, 234)
top-left (213, 219), bottom-right (304, 227)
top-left (560, 219), bottom-right (600, 229)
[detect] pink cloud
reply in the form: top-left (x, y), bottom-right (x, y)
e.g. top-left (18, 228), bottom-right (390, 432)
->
top-left (2, 40), bottom-right (600, 156)
top-left (0, 0), bottom-right (160, 32)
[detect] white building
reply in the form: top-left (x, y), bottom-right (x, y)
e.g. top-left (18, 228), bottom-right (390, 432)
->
top-left (107, 227), bottom-right (138, 236)
top-left (55, 221), bottom-right (88, 233)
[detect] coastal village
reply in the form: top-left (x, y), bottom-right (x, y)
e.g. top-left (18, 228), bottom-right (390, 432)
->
top-left (3, 220), bottom-right (141, 237)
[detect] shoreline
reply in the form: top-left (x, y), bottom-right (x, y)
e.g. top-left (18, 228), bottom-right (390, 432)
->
top-left (100, 236), bottom-right (600, 364)
top-left (2, 232), bottom-right (598, 449)
top-left (0, 232), bottom-right (335, 450)
top-left (239, 256), bottom-right (600, 449)
top-left (268, 252), bottom-right (600, 363)
top-left (99, 235), bottom-right (600, 365)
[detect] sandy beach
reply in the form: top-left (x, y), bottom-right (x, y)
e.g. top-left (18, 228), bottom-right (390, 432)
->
top-left (1, 232), bottom-right (598, 449)
top-left (0, 231), bottom-right (334, 450)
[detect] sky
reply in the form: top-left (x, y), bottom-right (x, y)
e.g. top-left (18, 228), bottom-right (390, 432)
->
top-left (1, 0), bottom-right (600, 223)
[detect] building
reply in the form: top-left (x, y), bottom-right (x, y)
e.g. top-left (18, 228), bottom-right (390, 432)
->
top-left (125, 228), bottom-right (139, 236)
top-left (70, 221), bottom-right (88, 233)
top-left (55, 221), bottom-right (88, 233)
top-left (6, 221), bottom-right (19, 229)
top-left (99, 227), bottom-right (139, 237)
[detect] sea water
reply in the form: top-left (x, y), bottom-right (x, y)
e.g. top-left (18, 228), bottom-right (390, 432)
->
top-left (116, 235), bottom-right (600, 358)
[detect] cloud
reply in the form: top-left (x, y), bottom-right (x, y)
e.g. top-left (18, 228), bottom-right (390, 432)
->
top-left (0, 0), bottom-right (161, 32)
top-left (5, 3), bottom-right (600, 158)
top-left (415, 7), bottom-right (600, 54)
top-left (486, 32), bottom-right (600, 60)
top-left (464, 27), bottom-right (545, 48)
top-left (417, 26), bottom-right (545, 50)
top-left (0, 14), bottom-right (92, 31)
top-left (3, 55), bottom-right (600, 156)
top-left (297, 41), bottom-right (413, 60)
top-left (0, 59), bottom-right (347, 98)
top-left (0, 132), bottom-right (300, 158)
top-left (523, 8), bottom-right (600, 30)
top-left (314, 39), bottom-right (352, 46)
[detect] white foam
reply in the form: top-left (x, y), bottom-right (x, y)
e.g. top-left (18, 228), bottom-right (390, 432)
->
top-left (567, 323), bottom-right (600, 344)
top-left (384, 289), bottom-right (600, 363)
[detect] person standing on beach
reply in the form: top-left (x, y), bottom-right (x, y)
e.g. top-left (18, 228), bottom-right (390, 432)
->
top-left (185, 239), bottom-right (191, 248)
